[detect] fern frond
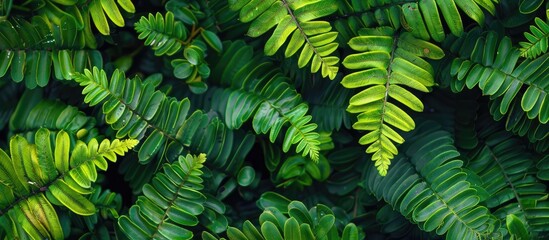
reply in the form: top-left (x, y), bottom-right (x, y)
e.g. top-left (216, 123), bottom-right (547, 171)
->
top-left (135, 11), bottom-right (222, 93)
top-left (118, 153), bottom-right (207, 240)
top-left (0, 128), bottom-right (137, 239)
top-left (37, 0), bottom-right (135, 35)
top-left (72, 67), bottom-right (200, 163)
top-left (465, 114), bottom-right (549, 238)
top-left (520, 17), bottom-right (549, 58)
top-left (204, 193), bottom-right (362, 240)
top-left (72, 67), bottom-right (256, 175)
top-left (8, 89), bottom-right (98, 141)
top-left (229, 0), bottom-right (340, 79)
top-left (489, 95), bottom-right (549, 149)
top-left (135, 12), bottom-right (187, 56)
top-left (364, 122), bottom-right (498, 239)
top-left (209, 41), bottom-right (321, 161)
top-left (0, 16), bottom-right (102, 87)
top-left (339, 0), bottom-right (497, 42)
top-left (450, 31), bottom-right (549, 124)
top-left (342, 27), bottom-right (444, 176)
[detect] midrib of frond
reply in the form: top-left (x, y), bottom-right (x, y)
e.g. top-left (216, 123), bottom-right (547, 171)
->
top-left (373, 32), bottom-right (399, 171)
top-left (280, 0), bottom-right (330, 70)
top-left (150, 160), bottom-right (202, 239)
top-left (521, 31), bottom-right (549, 57)
top-left (420, 170), bottom-right (490, 238)
top-left (0, 143), bottom-right (121, 216)
top-left (484, 144), bottom-right (534, 230)
top-left (261, 91), bottom-right (319, 159)
top-left (457, 56), bottom-right (548, 101)
top-left (369, 159), bottom-right (491, 238)
top-left (88, 79), bottom-right (186, 154)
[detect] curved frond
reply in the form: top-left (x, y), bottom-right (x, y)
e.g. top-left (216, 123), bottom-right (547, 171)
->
top-left (519, 17), bottom-right (549, 59)
top-left (0, 16), bottom-right (102, 87)
top-left (72, 67), bottom-right (205, 163)
top-left (0, 128), bottom-right (137, 239)
top-left (229, 0), bottom-right (340, 79)
top-left (209, 41), bottom-right (321, 160)
top-left (342, 27), bottom-right (444, 176)
top-left (37, 0), bottom-right (135, 35)
top-left (118, 153), bottom-right (207, 240)
top-left (364, 122), bottom-right (498, 239)
top-left (465, 114), bottom-right (549, 238)
top-left (135, 12), bottom-right (187, 57)
top-left (8, 89), bottom-right (98, 141)
top-left (489, 95), bottom-right (549, 151)
top-left (450, 31), bottom-right (549, 124)
top-left (339, 0), bottom-right (497, 42)
top-left (204, 193), bottom-right (362, 240)
top-left (71, 67), bottom-right (256, 187)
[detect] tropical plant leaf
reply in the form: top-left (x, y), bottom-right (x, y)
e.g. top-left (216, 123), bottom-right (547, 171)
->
top-left (229, 0), bottom-right (340, 79)
top-left (520, 17), bottom-right (549, 59)
top-left (204, 193), bottom-right (363, 240)
top-left (449, 31), bottom-right (549, 124)
top-left (0, 128), bottom-right (137, 239)
top-left (364, 121), bottom-right (498, 239)
top-left (0, 16), bottom-right (102, 87)
top-left (207, 41), bottom-right (321, 161)
top-left (118, 153), bottom-right (207, 240)
top-left (342, 27), bottom-right (444, 176)
top-left (464, 112), bottom-right (549, 238)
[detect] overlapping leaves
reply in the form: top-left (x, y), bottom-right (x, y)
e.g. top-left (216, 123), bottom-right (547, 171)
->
top-left (465, 114), bottom-right (549, 239)
top-left (342, 27), bottom-right (444, 176)
top-left (135, 12), bottom-right (187, 56)
top-left (38, 0), bottom-right (135, 35)
top-left (203, 192), bottom-right (361, 240)
top-left (343, 0), bottom-right (497, 42)
top-left (0, 16), bottom-right (102, 88)
top-left (489, 95), bottom-right (549, 152)
top-left (8, 88), bottom-right (98, 141)
top-left (0, 128), bottom-right (137, 239)
top-left (450, 31), bottom-right (549, 124)
top-left (135, 11), bottom-right (222, 93)
top-left (229, 0), bottom-right (340, 79)
top-left (72, 67), bottom-right (207, 164)
top-left (118, 153), bottom-right (207, 240)
top-left (72, 67), bottom-right (256, 190)
top-left (209, 41), bottom-right (321, 161)
top-left (364, 122), bottom-right (498, 239)
top-left (519, 17), bottom-right (549, 58)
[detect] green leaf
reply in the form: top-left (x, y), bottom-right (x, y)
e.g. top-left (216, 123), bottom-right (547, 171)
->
top-left (261, 221), bottom-right (283, 240)
top-left (237, 166), bottom-right (256, 187)
top-left (201, 30), bottom-right (223, 53)
top-left (48, 179), bottom-right (96, 216)
top-left (138, 130), bottom-right (166, 163)
top-left (100, 0), bottom-right (124, 27)
top-left (89, 0), bottom-right (110, 35)
top-left (284, 218), bottom-right (301, 240)
top-left (342, 223), bottom-right (358, 240)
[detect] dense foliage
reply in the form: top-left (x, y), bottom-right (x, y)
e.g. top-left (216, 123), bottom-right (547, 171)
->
top-left (0, 0), bottom-right (548, 239)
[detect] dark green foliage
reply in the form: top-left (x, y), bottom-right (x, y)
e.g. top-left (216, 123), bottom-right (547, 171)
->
top-left (118, 153), bottom-right (207, 239)
top-left (0, 128), bottom-right (136, 239)
top-left (204, 192), bottom-right (362, 240)
top-left (1, 0), bottom-right (549, 240)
